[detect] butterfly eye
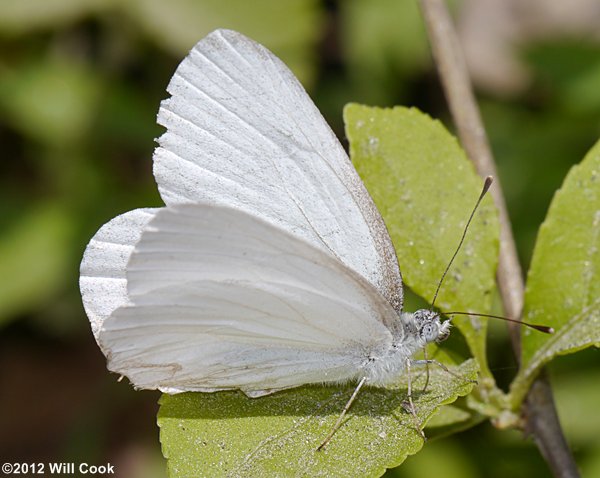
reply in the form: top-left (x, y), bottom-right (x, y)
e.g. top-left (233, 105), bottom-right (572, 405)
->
top-left (421, 323), bottom-right (438, 342)
top-left (437, 328), bottom-right (450, 342)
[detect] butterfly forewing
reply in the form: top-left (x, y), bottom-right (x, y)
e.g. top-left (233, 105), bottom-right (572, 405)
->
top-left (153, 29), bottom-right (403, 312)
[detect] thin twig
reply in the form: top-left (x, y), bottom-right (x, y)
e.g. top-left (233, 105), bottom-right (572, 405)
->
top-left (417, 1), bottom-right (579, 477)
top-left (525, 370), bottom-right (579, 477)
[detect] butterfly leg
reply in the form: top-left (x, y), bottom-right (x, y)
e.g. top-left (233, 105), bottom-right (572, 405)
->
top-left (317, 376), bottom-right (367, 451)
top-left (412, 359), bottom-right (478, 384)
top-left (421, 346), bottom-right (431, 392)
top-left (403, 357), bottom-right (426, 439)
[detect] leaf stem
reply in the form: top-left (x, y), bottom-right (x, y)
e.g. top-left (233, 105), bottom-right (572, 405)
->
top-left (417, 1), bottom-right (579, 476)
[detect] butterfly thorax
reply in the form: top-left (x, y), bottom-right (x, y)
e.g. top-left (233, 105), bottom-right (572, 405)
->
top-left (361, 309), bottom-right (451, 386)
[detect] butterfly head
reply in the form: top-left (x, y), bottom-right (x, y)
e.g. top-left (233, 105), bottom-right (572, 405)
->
top-left (412, 309), bottom-right (452, 344)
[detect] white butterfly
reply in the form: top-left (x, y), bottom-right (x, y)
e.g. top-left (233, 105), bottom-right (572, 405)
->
top-left (79, 29), bottom-right (452, 403)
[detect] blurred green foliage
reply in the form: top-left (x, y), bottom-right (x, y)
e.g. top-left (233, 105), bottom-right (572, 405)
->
top-left (1, 0), bottom-right (599, 477)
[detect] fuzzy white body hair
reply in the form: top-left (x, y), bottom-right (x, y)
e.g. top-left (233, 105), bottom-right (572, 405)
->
top-left (361, 310), bottom-right (451, 387)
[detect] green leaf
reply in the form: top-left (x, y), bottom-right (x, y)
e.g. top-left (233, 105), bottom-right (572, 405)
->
top-left (126, 0), bottom-right (322, 86)
top-left (510, 140), bottom-right (600, 406)
top-left (344, 104), bottom-right (499, 377)
top-left (424, 399), bottom-right (485, 441)
top-left (425, 403), bottom-right (472, 429)
top-left (159, 360), bottom-right (477, 478)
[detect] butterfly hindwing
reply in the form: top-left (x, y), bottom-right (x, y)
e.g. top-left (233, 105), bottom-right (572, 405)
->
top-left (80, 208), bottom-right (159, 338)
top-left (99, 204), bottom-right (398, 394)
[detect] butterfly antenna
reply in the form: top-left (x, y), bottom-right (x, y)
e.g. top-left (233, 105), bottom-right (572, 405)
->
top-left (444, 311), bottom-right (554, 334)
top-left (430, 176), bottom-right (493, 310)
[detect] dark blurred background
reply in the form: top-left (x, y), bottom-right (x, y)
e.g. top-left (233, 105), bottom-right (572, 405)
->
top-left (1, 1), bottom-right (599, 477)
